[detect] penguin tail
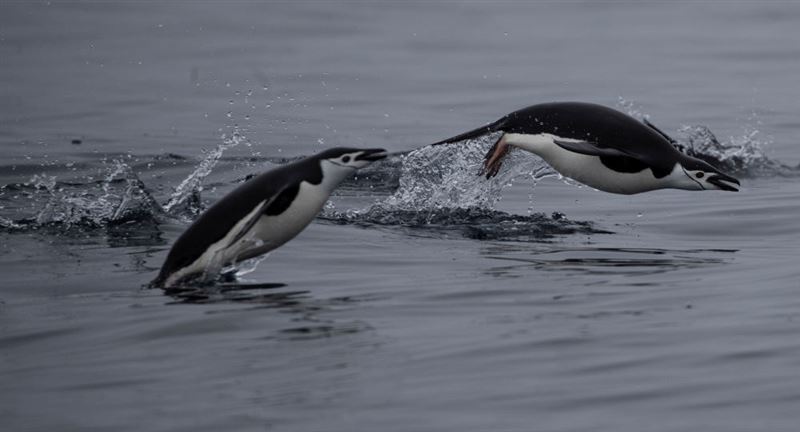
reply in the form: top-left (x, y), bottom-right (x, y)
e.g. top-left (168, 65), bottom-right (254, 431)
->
top-left (430, 116), bottom-right (506, 146)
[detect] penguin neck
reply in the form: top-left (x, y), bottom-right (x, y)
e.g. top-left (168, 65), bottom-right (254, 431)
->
top-left (318, 160), bottom-right (355, 192)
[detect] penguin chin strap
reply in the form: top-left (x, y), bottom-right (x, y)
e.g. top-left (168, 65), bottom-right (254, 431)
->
top-left (328, 160), bottom-right (358, 170)
top-left (681, 167), bottom-right (706, 190)
top-left (481, 134), bottom-right (509, 179)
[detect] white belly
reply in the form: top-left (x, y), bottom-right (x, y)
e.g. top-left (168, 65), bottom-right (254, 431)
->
top-left (226, 180), bottom-right (330, 260)
top-left (542, 147), bottom-right (665, 194)
top-left (506, 133), bottom-right (667, 195)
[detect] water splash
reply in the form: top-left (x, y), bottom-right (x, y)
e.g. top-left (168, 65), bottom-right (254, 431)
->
top-left (370, 134), bottom-right (550, 212)
top-left (338, 156), bottom-right (403, 194)
top-left (677, 123), bottom-right (789, 176)
top-left (617, 96), bottom-right (650, 121)
top-left (0, 130), bottom-right (249, 235)
top-left (0, 215), bottom-right (21, 230)
top-left (31, 159), bottom-right (162, 228)
top-left (618, 97), bottom-right (794, 176)
top-left (231, 254), bottom-right (270, 278)
top-left (162, 130), bottom-right (247, 220)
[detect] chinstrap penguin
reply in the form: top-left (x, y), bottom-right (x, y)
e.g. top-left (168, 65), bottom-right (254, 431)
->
top-left (432, 102), bottom-right (740, 195)
top-left (152, 147), bottom-right (387, 288)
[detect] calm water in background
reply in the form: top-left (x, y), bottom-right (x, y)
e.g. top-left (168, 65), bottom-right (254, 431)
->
top-left (2, 2), bottom-right (800, 431)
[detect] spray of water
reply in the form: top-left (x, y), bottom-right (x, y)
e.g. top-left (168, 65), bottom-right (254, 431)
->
top-left (29, 159), bottom-right (161, 228)
top-left (162, 130), bottom-right (248, 219)
top-left (676, 123), bottom-right (784, 175)
top-left (617, 97), bottom-right (650, 121)
top-left (617, 97), bottom-right (787, 176)
top-left (363, 134), bottom-right (551, 215)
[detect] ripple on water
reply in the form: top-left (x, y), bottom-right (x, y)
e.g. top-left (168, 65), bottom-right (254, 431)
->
top-left (321, 207), bottom-right (608, 241)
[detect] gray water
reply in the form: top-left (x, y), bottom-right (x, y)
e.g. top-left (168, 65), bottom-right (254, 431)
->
top-left (2, 2), bottom-right (800, 431)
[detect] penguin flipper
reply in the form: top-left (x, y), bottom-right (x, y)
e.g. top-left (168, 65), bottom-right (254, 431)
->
top-left (554, 138), bottom-right (671, 176)
top-left (226, 189), bottom-right (284, 248)
top-left (552, 139), bottom-right (634, 159)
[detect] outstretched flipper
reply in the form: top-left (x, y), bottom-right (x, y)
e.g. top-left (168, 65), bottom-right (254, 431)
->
top-left (553, 138), bottom-right (659, 174)
top-left (552, 139), bottom-right (634, 158)
top-left (225, 196), bottom-right (274, 248)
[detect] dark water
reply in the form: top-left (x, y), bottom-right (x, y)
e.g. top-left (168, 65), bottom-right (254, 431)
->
top-left (2, 2), bottom-right (800, 431)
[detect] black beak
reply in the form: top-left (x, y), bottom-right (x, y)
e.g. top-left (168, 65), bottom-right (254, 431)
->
top-left (707, 173), bottom-right (740, 192)
top-left (355, 148), bottom-right (388, 162)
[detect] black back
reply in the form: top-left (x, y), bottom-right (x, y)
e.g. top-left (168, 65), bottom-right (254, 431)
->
top-left (433, 102), bottom-right (686, 177)
top-left (152, 155), bottom-right (324, 286)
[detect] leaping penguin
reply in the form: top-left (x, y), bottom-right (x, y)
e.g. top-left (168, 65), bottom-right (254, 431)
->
top-left (152, 147), bottom-right (387, 288)
top-left (432, 102), bottom-right (740, 195)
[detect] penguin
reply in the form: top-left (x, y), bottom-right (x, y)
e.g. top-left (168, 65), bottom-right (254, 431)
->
top-left (432, 102), bottom-right (740, 195)
top-left (152, 147), bottom-right (387, 288)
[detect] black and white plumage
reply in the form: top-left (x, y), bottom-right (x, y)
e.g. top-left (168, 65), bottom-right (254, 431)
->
top-left (433, 102), bottom-right (740, 195)
top-left (152, 147), bottom-right (387, 288)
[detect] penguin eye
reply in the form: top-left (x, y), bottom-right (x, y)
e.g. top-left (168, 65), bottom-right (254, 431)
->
top-left (695, 172), bottom-right (704, 179)
top-left (342, 156), bottom-right (351, 163)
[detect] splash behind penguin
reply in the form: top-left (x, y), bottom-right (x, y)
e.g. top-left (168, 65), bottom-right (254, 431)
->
top-left (433, 102), bottom-right (740, 194)
top-left (152, 147), bottom-right (387, 288)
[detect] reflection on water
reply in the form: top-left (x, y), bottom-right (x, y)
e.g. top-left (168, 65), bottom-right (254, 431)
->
top-left (105, 220), bottom-right (165, 248)
top-left (481, 245), bottom-right (738, 279)
top-left (162, 281), bottom-right (292, 304)
top-left (277, 321), bottom-right (373, 341)
top-left (160, 282), bottom-right (378, 341)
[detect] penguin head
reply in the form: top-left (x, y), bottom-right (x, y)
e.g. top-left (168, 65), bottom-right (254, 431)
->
top-left (319, 147), bottom-right (388, 170)
top-left (315, 147), bottom-right (388, 189)
top-left (678, 158), bottom-right (740, 192)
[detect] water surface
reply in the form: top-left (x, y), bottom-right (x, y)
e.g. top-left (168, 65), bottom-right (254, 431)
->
top-left (2, 2), bottom-right (800, 431)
